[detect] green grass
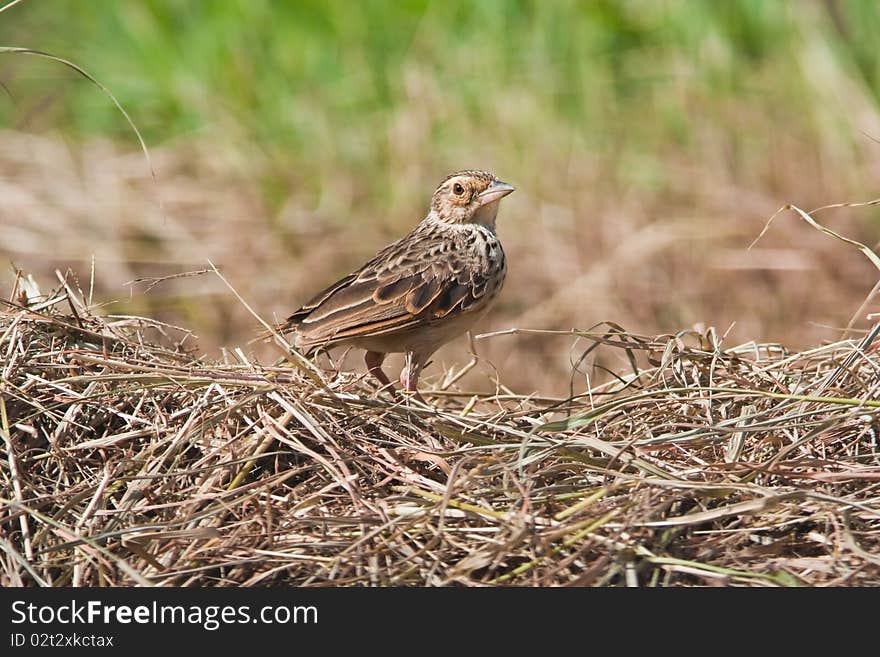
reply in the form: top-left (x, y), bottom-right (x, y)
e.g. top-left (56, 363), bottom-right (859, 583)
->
top-left (2, 0), bottom-right (879, 209)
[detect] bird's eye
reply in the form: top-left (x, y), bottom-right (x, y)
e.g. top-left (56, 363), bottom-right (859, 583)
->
top-left (453, 183), bottom-right (465, 195)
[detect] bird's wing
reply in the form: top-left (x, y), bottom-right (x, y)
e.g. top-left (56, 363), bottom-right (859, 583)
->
top-left (285, 226), bottom-right (494, 348)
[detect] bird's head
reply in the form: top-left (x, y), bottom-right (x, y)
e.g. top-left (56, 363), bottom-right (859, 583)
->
top-left (430, 170), bottom-right (515, 229)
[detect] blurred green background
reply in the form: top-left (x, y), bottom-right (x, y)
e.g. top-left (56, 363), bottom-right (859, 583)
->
top-left (2, 0), bottom-right (880, 394)
top-left (5, 1), bottom-right (880, 195)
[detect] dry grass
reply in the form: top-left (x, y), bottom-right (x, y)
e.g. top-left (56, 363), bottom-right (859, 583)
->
top-left (3, 272), bottom-right (880, 587)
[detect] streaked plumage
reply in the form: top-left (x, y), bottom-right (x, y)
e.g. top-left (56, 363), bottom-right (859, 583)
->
top-left (280, 170), bottom-right (515, 398)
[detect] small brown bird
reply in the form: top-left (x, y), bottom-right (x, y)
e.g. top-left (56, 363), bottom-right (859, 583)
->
top-left (280, 170), bottom-right (515, 398)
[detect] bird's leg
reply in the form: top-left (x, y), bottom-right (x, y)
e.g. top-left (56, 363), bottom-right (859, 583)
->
top-left (400, 352), bottom-right (427, 404)
top-left (364, 351), bottom-right (395, 393)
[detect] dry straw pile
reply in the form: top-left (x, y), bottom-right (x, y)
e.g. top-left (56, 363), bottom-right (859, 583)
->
top-left (2, 261), bottom-right (880, 588)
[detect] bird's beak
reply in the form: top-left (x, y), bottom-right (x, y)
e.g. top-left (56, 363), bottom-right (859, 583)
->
top-left (478, 180), bottom-right (515, 207)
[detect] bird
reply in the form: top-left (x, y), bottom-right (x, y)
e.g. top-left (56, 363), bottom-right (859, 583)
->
top-left (278, 170), bottom-right (515, 399)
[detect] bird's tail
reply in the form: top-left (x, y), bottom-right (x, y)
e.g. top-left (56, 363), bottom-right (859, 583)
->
top-left (251, 321), bottom-right (323, 360)
top-left (250, 319), bottom-right (294, 346)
